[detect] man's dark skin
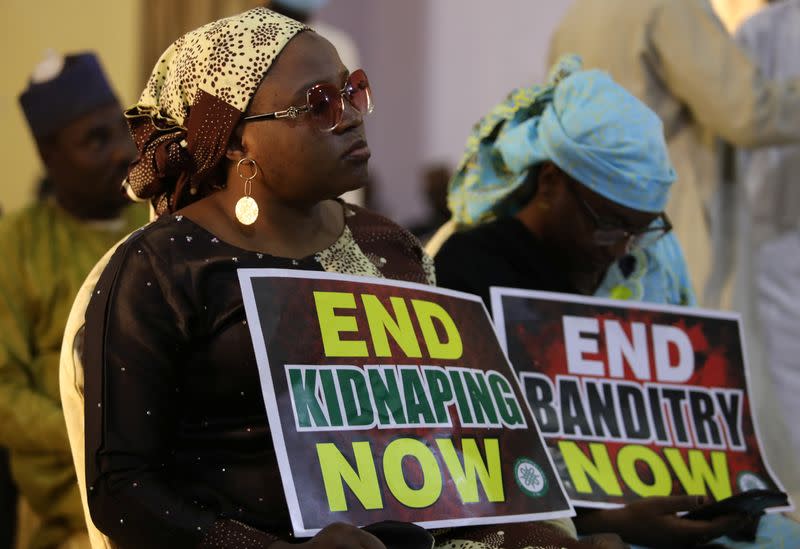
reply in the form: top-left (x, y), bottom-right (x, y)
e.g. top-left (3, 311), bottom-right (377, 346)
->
top-left (36, 102), bottom-right (134, 220)
top-left (512, 162), bottom-right (749, 547)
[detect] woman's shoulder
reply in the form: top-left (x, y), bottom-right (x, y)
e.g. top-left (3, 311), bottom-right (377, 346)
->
top-left (342, 202), bottom-right (434, 285)
top-left (437, 217), bottom-right (518, 260)
top-left (343, 202), bottom-right (424, 252)
top-left (99, 215), bottom-right (190, 279)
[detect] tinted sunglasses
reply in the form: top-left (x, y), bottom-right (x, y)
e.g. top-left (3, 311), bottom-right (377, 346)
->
top-left (243, 69), bottom-right (373, 132)
top-left (568, 181), bottom-right (673, 250)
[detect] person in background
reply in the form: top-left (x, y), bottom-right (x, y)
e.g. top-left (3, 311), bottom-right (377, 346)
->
top-left (548, 0), bottom-right (800, 309)
top-left (0, 51), bottom-right (147, 549)
top-left (730, 0), bottom-right (800, 516)
top-left (434, 56), bottom-right (772, 548)
top-left (268, 0), bottom-right (366, 208)
top-left (61, 8), bottom-right (624, 549)
top-left (0, 189), bottom-right (15, 549)
top-left (0, 422), bottom-right (15, 549)
top-left (409, 163), bottom-right (453, 243)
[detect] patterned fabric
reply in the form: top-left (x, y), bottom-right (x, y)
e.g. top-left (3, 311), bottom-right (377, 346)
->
top-left (595, 233), bottom-right (697, 305)
top-left (434, 521), bottom-right (583, 549)
top-left (0, 201), bottom-right (147, 549)
top-left (124, 8), bottom-right (307, 215)
top-left (74, 203), bottom-right (433, 548)
top-left (199, 519), bottom-right (280, 549)
top-left (448, 55), bottom-right (675, 228)
top-left (447, 55), bottom-right (695, 306)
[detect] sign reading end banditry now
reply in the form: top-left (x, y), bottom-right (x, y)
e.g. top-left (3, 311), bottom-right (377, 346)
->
top-left (491, 288), bottom-right (790, 511)
top-left (238, 270), bottom-right (573, 536)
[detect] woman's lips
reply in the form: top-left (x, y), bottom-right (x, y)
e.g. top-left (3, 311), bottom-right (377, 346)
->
top-left (342, 140), bottom-right (370, 160)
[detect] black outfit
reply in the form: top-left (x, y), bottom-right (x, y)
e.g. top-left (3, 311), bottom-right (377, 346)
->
top-left (82, 208), bottom-right (431, 549)
top-left (434, 217), bottom-right (577, 308)
top-left (0, 447), bottom-right (16, 549)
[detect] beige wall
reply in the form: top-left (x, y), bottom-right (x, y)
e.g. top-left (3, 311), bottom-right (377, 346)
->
top-left (0, 0), bottom-right (141, 214)
top-left (711, 0), bottom-right (769, 32)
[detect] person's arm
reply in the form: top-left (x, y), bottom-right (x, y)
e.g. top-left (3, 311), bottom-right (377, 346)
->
top-left (0, 222), bottom-right (71, 454)
top-left (83, 238), bottom-right (222, 547)
top-left (83, 237), bottom-right (394, 549)
top-left (574, 496), bottom-right (749, 548)
top-left (649, 0), bottom-right (800, 148)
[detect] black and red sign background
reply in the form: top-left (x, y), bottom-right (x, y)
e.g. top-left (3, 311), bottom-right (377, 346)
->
top-left (491, 288), bottom-right (785, 508)
top-left (240, 271), bottom-right (573, 535)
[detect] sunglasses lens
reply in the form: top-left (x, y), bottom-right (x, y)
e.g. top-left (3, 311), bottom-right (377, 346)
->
top-left (307, 84), bottom-right (343, 131)
top-left (347, 69), bottom-right (373, 114)
top-left (593, 229), bottom-right (630, 248)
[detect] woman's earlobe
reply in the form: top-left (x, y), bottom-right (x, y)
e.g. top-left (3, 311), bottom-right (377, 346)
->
top-left (225, 146), bottom-right (245, 163)
top-left (225, 124), bottom-right (247, 162)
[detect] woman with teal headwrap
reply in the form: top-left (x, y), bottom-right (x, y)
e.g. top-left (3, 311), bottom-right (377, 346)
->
top-left (435, 58), bottom-right (754, 548)
top-left (437, 55), bottom-right (695, 308)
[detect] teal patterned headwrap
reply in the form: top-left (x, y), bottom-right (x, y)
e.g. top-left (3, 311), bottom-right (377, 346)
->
top-left (449, 56), bottom-right (676, 226)
top-left (448, 56), bottom-right (695, 306)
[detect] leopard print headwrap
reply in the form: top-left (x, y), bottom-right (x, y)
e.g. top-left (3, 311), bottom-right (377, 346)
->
top-left (124, 8), bottom-right (307, 216)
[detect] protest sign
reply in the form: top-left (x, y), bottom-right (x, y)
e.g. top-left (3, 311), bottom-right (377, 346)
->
top-left (491, 287), bottom-right (789, 510)
top-left (238, 269), bottom-right (573, 536)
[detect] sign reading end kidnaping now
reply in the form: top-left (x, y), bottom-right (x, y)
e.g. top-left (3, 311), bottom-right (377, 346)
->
top-left (238, 270), bottom-right (572, 536)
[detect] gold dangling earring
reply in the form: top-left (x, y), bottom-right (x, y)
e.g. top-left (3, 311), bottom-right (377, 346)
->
top-left (235, 157), bottom-right (259, 225)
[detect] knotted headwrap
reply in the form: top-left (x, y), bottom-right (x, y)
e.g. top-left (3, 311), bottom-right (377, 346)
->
top-left (125, 8), bottom-right (307, 215)
top-left (448, 56), bottom-right (696, 306)
top-left (449, 55), bottom-right (676, 227)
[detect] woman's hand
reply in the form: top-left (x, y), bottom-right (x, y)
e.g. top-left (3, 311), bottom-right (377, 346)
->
top-left (575, 496), bottom-right (745, 548)
top-left (271, 523), bottom-right (386, 549)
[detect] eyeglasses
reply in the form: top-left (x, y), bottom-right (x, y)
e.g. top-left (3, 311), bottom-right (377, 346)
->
top-left (243, 69), bottom-right (373, 132)
top-left (568, 182), bottom-right (672, 249)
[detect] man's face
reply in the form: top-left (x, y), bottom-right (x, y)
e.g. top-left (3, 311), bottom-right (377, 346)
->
top-left (41, 103), bottom-right (135, 219)
top-left (537, 166), bottom-right (660, 292)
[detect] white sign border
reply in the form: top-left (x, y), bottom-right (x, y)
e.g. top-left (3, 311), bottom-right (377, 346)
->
top-left (489, 286), bottom-right (793, 513)
top-left (237, 269), bottom-right (575, 536)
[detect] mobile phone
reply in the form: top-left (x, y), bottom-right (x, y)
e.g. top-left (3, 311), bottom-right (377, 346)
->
top-left (684, 489), bottom-right (789, 521)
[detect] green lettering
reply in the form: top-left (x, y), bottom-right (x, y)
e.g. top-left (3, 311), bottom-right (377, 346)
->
top-left (320, 369), bottom-right (342, 427)
top-left (288, 368), bottom-right (328, 428)
top-left (337, 368), bottom-right (374, 427)
top-left (424, 368), bottom-right (454, 424)
top-left (448, 369), bottom-right (474, 424)
top-left (401, 368), bottom-right (436, 425)
top-left (368, 367), bottom-right (407, 425)
top-left (487, 371), bottom-right (525, 427)
top-left (463, 370), bottom-right (499, 425)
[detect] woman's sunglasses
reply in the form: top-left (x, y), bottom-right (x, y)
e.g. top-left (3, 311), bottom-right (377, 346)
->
top-left (243, 69), bottom-right (373, 132)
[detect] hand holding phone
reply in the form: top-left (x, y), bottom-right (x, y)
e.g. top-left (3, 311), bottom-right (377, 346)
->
top-left (683, 489), bottom-right (788, 521)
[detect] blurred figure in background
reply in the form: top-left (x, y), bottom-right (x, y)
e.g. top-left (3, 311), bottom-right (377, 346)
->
top-left (0, 419), bottom-right (15, 549)
top-left (733, 0), bottom-right (800, 504)
top-left (409, 163), bottom-right (452, 243)
top-left (0, 51), bottom-right (147, 549)
top-left (549, 4), bottom-right (800, 524)
top-left (548, 0), bottom-right (800, 307)
top-left (0, 186), bottom-right (15, 549)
